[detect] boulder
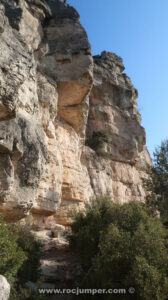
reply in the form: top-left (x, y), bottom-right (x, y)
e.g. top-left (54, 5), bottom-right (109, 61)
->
top-left (0, 275), bottom-right (10, 300)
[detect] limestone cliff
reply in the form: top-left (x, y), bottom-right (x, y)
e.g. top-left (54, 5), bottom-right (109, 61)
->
top-left (0, 0), bottom-right (151, 231)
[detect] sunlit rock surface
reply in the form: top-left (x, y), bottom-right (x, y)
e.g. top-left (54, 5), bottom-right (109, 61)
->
top-left (0, 275), bottom-right (10, 300)
top-left (0, 0), bottom-right (150, 228)
top-left (0, 0), bottom-right (152, 294)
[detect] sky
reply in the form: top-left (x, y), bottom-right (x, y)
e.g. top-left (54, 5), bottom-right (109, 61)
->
top-left (67, 0), bottom-right (168, 157)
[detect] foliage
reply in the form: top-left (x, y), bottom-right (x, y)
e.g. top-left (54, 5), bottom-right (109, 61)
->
top-left (11, 225), bottom-right (42, 300)
top-left (17, 225), bottom-right (41, 284)
top-left (10, 283), bottom-right (45, 300)
top-left (70, 195), bottom-right (115, 265)
top-left (70, 196), bottom-right (168, 300)
top-left (86, 131), bottom-right (109, 152)
top-left (145, 139), bottom-right (168, 224)
top-left (0, 215), bottom-right (26, 279)
top-left (0, 215), bottom-right (43, 300)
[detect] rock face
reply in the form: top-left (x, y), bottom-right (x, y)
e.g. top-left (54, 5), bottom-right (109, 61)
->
top-left (0, 275), bottom-right (10, 300)
top-left (84, 52), bottom-right (151, 204)
top-left (0, 0), bottom-right (150, 228)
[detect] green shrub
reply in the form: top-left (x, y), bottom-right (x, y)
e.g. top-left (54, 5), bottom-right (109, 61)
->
top-left (70, 195), bottom-right (113, 265)
top-left (11, 284), bottom-right (45, 300)
top-left (0, 215), bottom-right (43, 300)
top-left (86, 131), bottom-right (109, 152)
top-left (70, 197), bottom-right (168, 300)
top-left (11, 225), bottom-right (42, 300)
top-left (0, 215), bottom-right (26, 279)
top-left (17, 225), bottom-right (41, 284)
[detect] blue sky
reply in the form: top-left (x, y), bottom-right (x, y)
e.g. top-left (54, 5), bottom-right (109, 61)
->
top-left (67, 0), bottom-right (168, 156)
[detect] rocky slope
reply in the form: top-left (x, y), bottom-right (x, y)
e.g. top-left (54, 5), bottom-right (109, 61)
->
top-left (0, 0), bottom-right (151, 232)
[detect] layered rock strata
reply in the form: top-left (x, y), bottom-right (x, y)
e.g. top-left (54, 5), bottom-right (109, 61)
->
top-left (84, 52), bottom-right (151, 204)
top-left (0, 0), bottom-right (150, 229)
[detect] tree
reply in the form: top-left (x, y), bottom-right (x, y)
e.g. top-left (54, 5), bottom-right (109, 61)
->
top-left (70, 197), bottom-right (168, 300)
top-left (145, 139), bottom-right (168, 224)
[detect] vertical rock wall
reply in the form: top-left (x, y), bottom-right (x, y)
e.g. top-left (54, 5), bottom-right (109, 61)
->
top-left (0, 0), bottom-right (151, 228)
top-left (84, 52), bottom-right (151, 204)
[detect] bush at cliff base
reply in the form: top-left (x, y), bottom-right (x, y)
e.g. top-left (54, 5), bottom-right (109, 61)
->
top-left (70, 196), bottom-right (168, 300)
top-left (0, 215), bottom-right (26, 278)
top-left (0, 215), bottom-right (44, 300)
